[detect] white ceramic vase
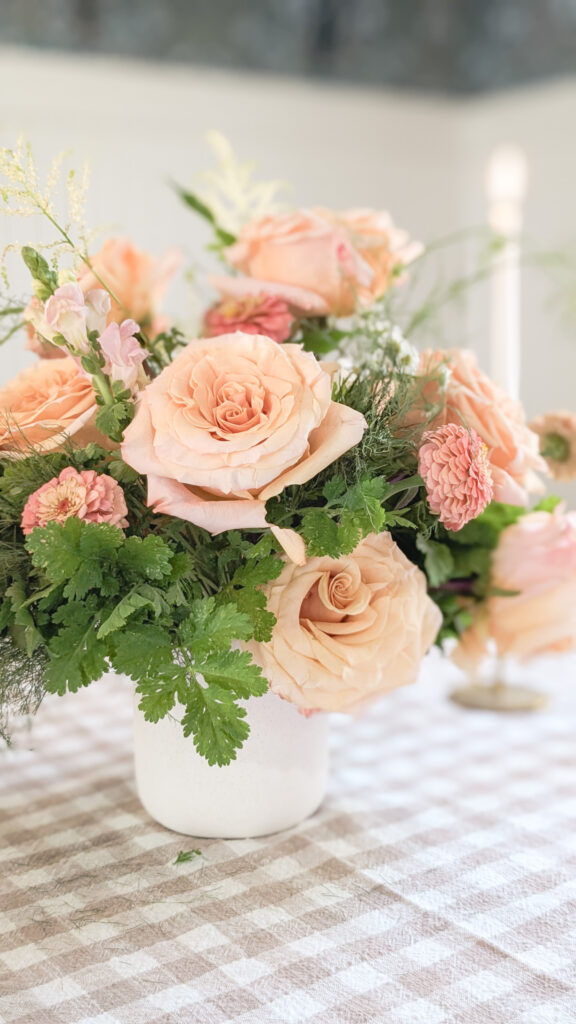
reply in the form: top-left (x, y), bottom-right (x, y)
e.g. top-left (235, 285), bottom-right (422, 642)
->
top-left (133, 690), bottom-right (330, 838)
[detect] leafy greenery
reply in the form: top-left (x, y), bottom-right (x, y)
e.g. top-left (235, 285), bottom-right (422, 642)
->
top-left (21, 246), bottom-right (58, 299)
top-left (296, 318), bottom-right (348, 357)
top-left (174, 849), bottom-right (202, 864)
top-left (174, 184), bottom-right (236, 249)
top-left (0, 636), bottom-right (48, 745)
top-left (144, 326), bottom-right (188, 375)
top-left (410, 501), bottom-right (538, 643)
top-left (0, 446), bottom-right (282, 764)
top-left (266, 358), bottom-right (441, 560)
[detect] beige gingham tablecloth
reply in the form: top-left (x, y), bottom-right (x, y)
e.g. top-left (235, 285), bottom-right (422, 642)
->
top-left (1, 653), bottom-right (576, 1024)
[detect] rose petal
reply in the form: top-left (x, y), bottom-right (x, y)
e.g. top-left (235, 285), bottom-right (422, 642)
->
top-left (209, 274), bottom-right (330, 316)
top-left (260, 402), bottom-right (367, 500)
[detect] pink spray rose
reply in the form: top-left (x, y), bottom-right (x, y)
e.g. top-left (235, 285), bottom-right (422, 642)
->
top-left (454, 505), bottom-right (576, 668)
top-left (245, 532), bottom-right (441, 713)
top-left (21, 467), bottom-right (128, 534)
top-left (98, 319), bottom-right (147, 392)
top-left (204, 293), bottom-right (295, 344)
top-left (419, 349), bottom-right (545, 506)
top-left (418, 423), bottom-right (494, 531)
top-left (121, 332), bottom-right (366, 557)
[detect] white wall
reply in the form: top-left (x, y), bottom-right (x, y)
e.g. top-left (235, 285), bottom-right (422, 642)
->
top-left (1, 47), bottom-right (575, 496)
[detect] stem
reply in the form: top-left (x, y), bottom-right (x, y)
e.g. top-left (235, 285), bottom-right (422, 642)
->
top-left (41, 206), bottom-right (124, 309)
top-left (384, 474), bottom-right (423, 499)
top-left (91, 371), bottom-right (114, 406)
top-left (34, 200), bottom-right (152, 348)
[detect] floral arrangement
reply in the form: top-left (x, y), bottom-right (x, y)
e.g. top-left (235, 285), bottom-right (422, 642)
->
top-left (0, 138), bottom-right (564, 764)
top-left (452, 499), bottom-right (576, 672)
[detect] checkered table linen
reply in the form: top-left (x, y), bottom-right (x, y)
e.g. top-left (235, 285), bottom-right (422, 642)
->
top-left (1, 653), bottom-right (576, 1024)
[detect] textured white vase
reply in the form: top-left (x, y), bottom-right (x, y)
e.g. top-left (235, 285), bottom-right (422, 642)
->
top-left (133, 690), bottom-right (330, 838)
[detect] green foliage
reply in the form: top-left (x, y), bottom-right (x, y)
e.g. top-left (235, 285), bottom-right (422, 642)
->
top-left (419, 501), bottom-right (533, 644)
top-left (179, 598), bottom-right (253, 654)
top-left (117, 535), bottom-right (175, 581)
top-left (131, 598), bottom-right (268, 767)
top-left (0, 504), bottom-right (274, 764)
top-left (94, 398), bottom-right (135, 443)
top-left (450, 501), bottom-right (525, 551)
top-left (174, 849), bottom-right (201, 864)
top-left (297, 319), bottom-right (348, 356)
top-left (181, 684), bottom-right (251, 767)
top-left (276, 473), bottom-right (421, 560)
top-left (433, 593), bottom-right (474, 646)
top-left (0, 636), bottom-right (48, 745)
top-left (26, 519), bottom-right (124, 599)
top-left (21, 246), bottom-right (58, 299)
top-left (45, 597), bottom-right (109, 694)
top-left (534, 494), bottom-right (562, 513)
top-left (416, 535), bottom-right (454, 588)
top-left (265, 356), bottom-right (438, 562)
top-left (143, 327), bottom-right (187, 374)
top-left (110, 623), bottom-right (175, 679)
top-left (175, 184), bottom-right (236, 248)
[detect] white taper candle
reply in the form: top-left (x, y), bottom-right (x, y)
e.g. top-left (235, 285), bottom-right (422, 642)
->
top-left (486, 144), bottom-right (528, 402)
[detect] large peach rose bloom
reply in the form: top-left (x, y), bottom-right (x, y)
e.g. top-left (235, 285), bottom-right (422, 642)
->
top-left (121, 333), bottom-right (366, 549)
top-left (0, 358), bottom-right (99, 453)
top-left (245, 532), bottom-right (441, 713)
top-left (420, 349), bottom-right (545, 505)
top-left (454, 505), bottom-right (576, 668)
top-left (224, 210), bottom-right (374, 317)
top-left (331, 208), bottom-right (423, 300)
top-left (222, 208), bottom-right (420, 318)
top-left (77, 237), bottom-right (180, 333)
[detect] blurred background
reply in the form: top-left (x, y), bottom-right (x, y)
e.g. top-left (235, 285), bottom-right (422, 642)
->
top-left (1, 0), bottom-right (576, 494)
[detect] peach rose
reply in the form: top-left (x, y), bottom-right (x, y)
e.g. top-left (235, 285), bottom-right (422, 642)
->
top-left (0, 358), bottom-right (99, 453)
top-left (245, 532), bottom-right (441, 712)
top-left (454, 505), bottom-right (576, 667)
top-left (331, 208), bottom-right (423, 300)
top-left (420, 349), bottom-right (545, 505)
top-left (121, 332), bottom-right (366, 548)
top-left (225, 210), bottom-right (374, 317)
top-left (530, 409), bottom-right (576, 483)
top-left (77, 238), bottom-right (180, 333)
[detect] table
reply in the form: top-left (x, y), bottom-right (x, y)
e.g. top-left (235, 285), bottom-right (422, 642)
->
top-left (1, 653), bottom-right (576, 1024)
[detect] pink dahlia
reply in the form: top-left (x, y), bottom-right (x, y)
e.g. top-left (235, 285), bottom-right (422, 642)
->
top-left (203, 294), bottom-right (295, 344)
top-left (418, 423), bottom-right (494, 532)
top-left (21, 467), bottom-right (129, 535)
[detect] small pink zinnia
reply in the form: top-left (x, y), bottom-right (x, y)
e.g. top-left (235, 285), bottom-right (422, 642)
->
top-left (418, 423), bottom-right (494, 532)
top-left (203, 294), bottom-right (295, 344)
top-left (21, 467), bottom-right (129, 535)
